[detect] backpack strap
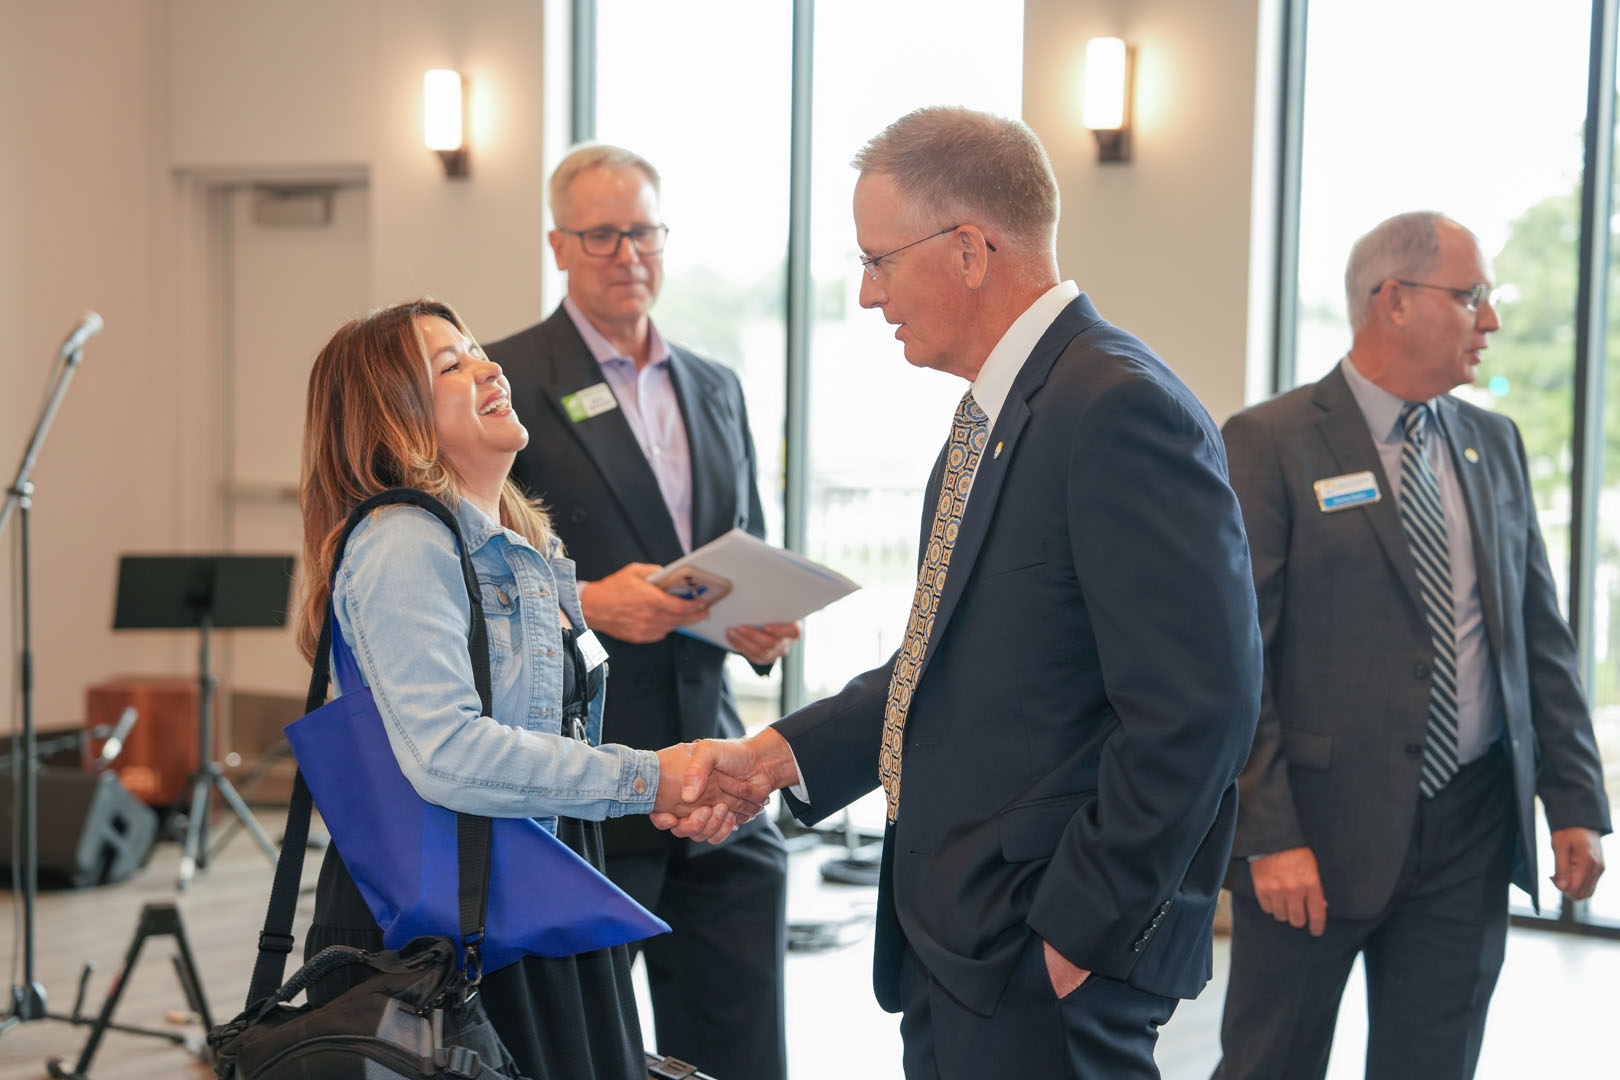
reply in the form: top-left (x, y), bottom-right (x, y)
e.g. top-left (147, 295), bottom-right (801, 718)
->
top-left (246, 488), bottom-right (496, 1005)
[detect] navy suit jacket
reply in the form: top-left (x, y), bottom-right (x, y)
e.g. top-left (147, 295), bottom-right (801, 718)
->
top-left (1221, 363), bottom-right (1611, 915)
top-left (486, 306), bottom-right (772, 855)
top-left (777, 294), bottom-right (1263, 1016)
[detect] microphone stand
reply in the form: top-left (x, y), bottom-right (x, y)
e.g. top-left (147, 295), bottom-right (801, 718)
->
top-left (0, 333), bottom-right (91, 1036)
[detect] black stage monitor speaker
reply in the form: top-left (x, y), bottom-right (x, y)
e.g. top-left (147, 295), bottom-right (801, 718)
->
top-left (0, 768), bottom-right (159, 888)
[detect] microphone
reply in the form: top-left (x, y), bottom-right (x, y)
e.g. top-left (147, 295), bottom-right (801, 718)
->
top-left (98, 705), bottom-right (139, 765)
top-left (58, 311), bottom-right (104, 358)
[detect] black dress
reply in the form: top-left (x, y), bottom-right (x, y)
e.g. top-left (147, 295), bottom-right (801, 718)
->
top-left (307, 626), bottom-right (646, 1080)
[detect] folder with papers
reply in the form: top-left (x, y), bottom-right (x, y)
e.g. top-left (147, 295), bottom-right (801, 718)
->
top-left (646, 530), bottom-right (860, 649)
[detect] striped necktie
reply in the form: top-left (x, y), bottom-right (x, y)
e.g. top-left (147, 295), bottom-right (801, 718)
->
top-left (1398, 402), bottom-right (1460, 797)
top-left (878, 390), bottom-right (989, 823)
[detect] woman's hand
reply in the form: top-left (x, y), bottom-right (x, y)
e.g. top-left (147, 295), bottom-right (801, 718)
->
top-left (649, 732), bottom-right (800, 842)
top-left (651, 742), bottom-right (770, 844)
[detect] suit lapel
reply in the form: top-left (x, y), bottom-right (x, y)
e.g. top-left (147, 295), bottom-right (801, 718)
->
top-left (535, 311), bottom-right (685, 563)
top-left (1436, 398), bottom-right (1506, 660)
top-left (1311, 365), bottom-right (1425, 614)
top-left (668, 347), bottom-right (738, 548)
top-left (909, 299), bottom-right (1084, 690)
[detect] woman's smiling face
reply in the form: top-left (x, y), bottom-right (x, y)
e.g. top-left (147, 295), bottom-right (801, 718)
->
top-left (420, 314), bottom-right (528, 481)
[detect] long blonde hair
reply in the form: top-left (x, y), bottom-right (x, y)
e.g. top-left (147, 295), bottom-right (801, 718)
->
top-left (295, 298), bottom-right (554, 662)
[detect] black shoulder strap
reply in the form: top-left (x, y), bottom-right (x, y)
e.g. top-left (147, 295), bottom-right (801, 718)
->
top-left (246, 488), bottom-right (495, 1006)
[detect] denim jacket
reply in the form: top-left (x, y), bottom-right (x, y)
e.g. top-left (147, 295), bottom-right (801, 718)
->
top-left (331, 496), bottom-right (659, 829)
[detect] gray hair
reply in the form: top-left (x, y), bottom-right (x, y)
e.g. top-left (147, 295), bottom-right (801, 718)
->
top-left (1344, 211), bottom-right (1471, 332)
top-left (549, 143), bottom-right (661, 226)
top-left (852, 106), bottom-right (1059, 252)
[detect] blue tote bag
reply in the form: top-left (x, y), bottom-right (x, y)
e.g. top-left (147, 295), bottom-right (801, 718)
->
top-left (285, 489), bottom-right (667, 976)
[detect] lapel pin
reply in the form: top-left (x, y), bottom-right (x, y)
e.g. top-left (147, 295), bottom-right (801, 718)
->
top-left (993, 441), bottom-right (1003, 459)
top-left (1464, 447), bottom-right (1480, 463)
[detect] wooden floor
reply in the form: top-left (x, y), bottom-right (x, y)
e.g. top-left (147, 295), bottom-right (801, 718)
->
top-left (2, 811), bottom-right (1617, 1079)
top-left (0, 811), bottom-right (312, 1079)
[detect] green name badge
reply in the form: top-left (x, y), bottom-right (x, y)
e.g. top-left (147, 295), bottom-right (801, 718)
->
top-left (562, 382), bottom-right (619, 422)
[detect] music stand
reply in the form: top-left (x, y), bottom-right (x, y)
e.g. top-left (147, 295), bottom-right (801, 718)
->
top-left (113, 554), bottom-right (293, 890)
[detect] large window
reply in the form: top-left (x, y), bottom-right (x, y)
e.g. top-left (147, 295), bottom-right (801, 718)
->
top-left (592, 0), bottom-right (794, 725)
top-left (1293, 0), bottom-right (1589, 598)
top-left (798, 0), bottom-right (1024, 829)
top-left (1587, 53), bottom-right (1620, 928)
top-left (586, 2), bottom-right (1024, 754)
top-left (1288, 0), bottom-right (1618, 928)
top-left (800, 2), bottom-right (1023, 710)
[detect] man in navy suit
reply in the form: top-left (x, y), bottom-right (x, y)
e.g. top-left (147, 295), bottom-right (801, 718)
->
top-left (485, 144), bottom-right (795, 1080)
top-left (671, 107), bottom-right (1263, 1079)
top-left (1213, 211), bottom-right (1609, 1079)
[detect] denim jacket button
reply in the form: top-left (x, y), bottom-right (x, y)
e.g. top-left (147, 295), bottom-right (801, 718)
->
top-left (633, 774), bottom-right (649, 795)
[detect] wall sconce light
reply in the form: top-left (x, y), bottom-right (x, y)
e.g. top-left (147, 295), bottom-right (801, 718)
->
top-left (1082, 38), bottom-right (1134, 164)
top-left (424, 69), bottom-right (469, 178)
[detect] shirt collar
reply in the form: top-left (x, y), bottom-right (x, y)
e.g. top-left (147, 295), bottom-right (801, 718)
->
top-left (562, 295), bottom-right (671, 372)
top-left (453, 493), bottom-right (536, 556)
top-left (1340, 353), bottom-right (1442, 444)
top-left (970, 281), bottom-right (1080, 429)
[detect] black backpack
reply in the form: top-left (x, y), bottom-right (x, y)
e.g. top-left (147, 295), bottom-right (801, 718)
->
top-left (209, 937), bottom-right (523, 1079)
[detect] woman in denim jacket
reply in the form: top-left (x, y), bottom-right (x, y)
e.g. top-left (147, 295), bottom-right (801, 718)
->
top-left (294, 299), bottom-right (762, 1080)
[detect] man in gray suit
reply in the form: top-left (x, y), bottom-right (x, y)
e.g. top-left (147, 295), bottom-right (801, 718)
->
top-left (1214, 211), bottom-right (1611, 1080)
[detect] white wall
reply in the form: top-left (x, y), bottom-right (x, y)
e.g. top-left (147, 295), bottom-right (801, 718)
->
top-left (1023, 0), bottom-right (1274, 424)
top-left (1, 0), bottom-right (554, 733)
top-left (0, 0), bottom-right (181, 734)
top-left (1, 0), bottom-right (1274, 735)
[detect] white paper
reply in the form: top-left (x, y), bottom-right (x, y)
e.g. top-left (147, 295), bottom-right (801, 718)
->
top-left (646, 529), bottom-right (860, 650)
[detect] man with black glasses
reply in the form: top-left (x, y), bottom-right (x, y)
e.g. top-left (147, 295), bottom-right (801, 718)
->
top-left (486, 143), bottom-right (793, 1080)
top-left (1213, 211), bottom-right (1610, 1079)
top-left (671, 106), bottom-right (1263, 1079)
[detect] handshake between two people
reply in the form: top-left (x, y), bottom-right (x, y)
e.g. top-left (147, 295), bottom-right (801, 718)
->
top-left (649, 729), bottom-right (801, 844)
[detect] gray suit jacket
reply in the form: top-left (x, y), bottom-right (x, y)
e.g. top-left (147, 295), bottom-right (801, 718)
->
top-left (1222, 361), bottom-right (1611, 917)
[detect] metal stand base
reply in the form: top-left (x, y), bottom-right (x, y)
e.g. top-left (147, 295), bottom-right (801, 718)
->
top-left (176, 761), bottom-right (278, 891)
top-left (45, 902), bottom-right (213, 1079)
top-left (0, 982), bottom-right (51, 1035)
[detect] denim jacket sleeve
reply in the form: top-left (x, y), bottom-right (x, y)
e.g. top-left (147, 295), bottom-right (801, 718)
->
top-left (332, 505), bottom-right (659, 820)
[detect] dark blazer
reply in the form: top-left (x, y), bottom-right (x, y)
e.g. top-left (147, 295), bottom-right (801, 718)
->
top-left (1221, 362), bottom-right (1611, 916)
top-left (776, 294), bottom-right (1263, 1016)
top-left (486, 306), bottom-right (772, 855)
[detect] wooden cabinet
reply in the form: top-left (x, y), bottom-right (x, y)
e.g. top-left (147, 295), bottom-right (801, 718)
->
top-left (84, 677), bottom-right (200, 806)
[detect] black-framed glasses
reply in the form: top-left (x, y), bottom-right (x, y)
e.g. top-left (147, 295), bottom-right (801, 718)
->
top-left (1371, 279), bottom-right (1496, 311)
top-left (859, 225), bottom-right (995, 280)
top-left (557, 224), bottom-right (669, 258)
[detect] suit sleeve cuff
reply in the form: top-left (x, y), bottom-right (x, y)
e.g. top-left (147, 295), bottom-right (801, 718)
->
top-left (785, 741), bottom-right (810, 804)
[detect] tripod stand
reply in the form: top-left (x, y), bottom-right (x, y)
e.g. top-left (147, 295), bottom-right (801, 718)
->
top-left (1, 312), bottom-right (102, 1036)
top-left (113, 554), bottom-right (293, 890)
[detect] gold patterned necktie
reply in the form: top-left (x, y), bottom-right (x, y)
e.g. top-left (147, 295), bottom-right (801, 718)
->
top-left (879, 390), bottom-right (990, 823)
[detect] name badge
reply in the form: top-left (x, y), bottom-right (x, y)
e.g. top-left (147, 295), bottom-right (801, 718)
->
top-left (575, 629), bottom-right (609, 672)
top-left (561, 382), bottom-right (619, 422)
top-left (1314, 470), bottom-right (1380, 512)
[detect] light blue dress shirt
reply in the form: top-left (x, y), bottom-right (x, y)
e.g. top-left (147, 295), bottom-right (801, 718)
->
top-left (331, 495), bottom-right (660, 829)
top-left (1341, 356), bottom-right (1505, 765)
top-left (563, 296), bottom-right (694, 553)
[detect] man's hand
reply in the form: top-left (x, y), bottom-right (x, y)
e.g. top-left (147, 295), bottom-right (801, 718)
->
top-left (1550, 827), bottom-right (1605, 900)
top-left (651, 742), bottom-right (769, 845)
top-left (725, 622), bottom-right (801, 666)
top-left (1250, 845), bottom-right (1328, 936)
top-left (1042, 940), bottom-right (1090, 999)
top-left (581, 562), bottom-right (711, 644)
top-left (649, 728), bottom-right (802, 838)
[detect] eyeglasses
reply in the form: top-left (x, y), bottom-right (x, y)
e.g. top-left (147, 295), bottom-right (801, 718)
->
top-left (859, 225), bottom-right (995, 281)
top-left (1371, 279), bottom-right (1496, 311)
top-left (557, 224), bottom-right (670, 258)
